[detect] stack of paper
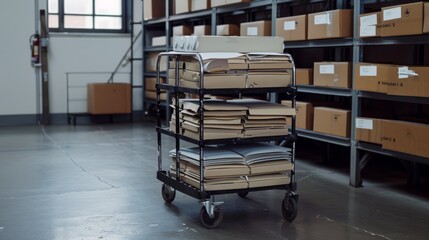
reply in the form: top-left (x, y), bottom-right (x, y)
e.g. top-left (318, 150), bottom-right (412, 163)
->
top-left (228, 99), bottom-right (296, 138)
top-left (170, 99), bottom-right (247, 140)
top-left (169, 143), bottom-right (294, 190)
top-left (166, 52), bottom-right (294, 89)
top-left (169, 147), bottom-right (249, 191)
top-left (246, 53), bottom-right (294, 88)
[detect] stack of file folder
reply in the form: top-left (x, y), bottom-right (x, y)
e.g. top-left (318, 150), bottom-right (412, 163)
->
top-left (169, 143), bottom-right (293, 191)
top-left (167, 52), bottom-right (293, 89)
top-left (170, 99), bottom-right (295, 140)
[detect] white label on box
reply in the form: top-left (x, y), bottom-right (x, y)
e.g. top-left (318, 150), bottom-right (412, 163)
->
top-left (383, 7), bottom-right (401, 21)
top-left (360, 14), bottom-right (377, 37)
top-left (360, 66), bottom-right (377, 77)
top-left (356, 119), bottom-right (373, 130)
top-left (319, 65), bottom-right (335, 74)
top-left (247, 27), bottom-right (258, 36)
top-left (284, 21), bottom-right (296, 31)
top-left (314, 13), bottom-right (331, 25)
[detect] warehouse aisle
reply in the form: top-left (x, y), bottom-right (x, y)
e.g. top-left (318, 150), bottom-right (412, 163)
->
top-left (0, 123), bottom-right (428, 240)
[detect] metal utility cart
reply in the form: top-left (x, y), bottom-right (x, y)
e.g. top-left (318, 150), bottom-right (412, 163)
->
top-left (155, 52), bottom-right (298, 228)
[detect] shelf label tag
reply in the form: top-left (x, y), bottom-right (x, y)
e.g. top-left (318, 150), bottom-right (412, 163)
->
top-left (360, 66), bottom-right (377, 77)
top-left (356, 119), bottom-right (373, 130)
top-left (247, 27), bottom-right (258, 36)
top-left (320, 65), bottom-right (335, 74)
top-left (284, 21), bottom-right (296, 31)
top-left (383, 7), bottom-right (401, 21)
top-left (314, 13), bottom-right (331, 25)
top-left (360, 14), bottom-right (377, 37)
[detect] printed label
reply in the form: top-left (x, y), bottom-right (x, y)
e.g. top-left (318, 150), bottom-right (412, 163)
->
top-left (398, 66), bottom-right (409, 79)
top-left (319, 65), bottom-right (335, 74)
top-left (360, 14), bottom-right (378, 37)
top-left (314, 13), bottom-right (331, 25)
top-left (356, 119), bottom-right (373, 130)
top-left (360, 66), bottom-right (377, 77)
top-left (383, 7), bottom-right (401, 21)
top-left (247, 27), bottom-right (258, 36)
top-left (284, 21), bottom-right (296, 31)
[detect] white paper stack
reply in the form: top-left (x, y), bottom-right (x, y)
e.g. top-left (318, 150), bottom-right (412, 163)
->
top-left (169, 143), bottom-right (293, 190)
top-left (170, 99), bottom-right (247, 140)
top-left (228, 99), bottom-right (296, 138)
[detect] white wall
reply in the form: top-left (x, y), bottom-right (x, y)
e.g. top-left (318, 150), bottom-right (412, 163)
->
top-left (0, 0), bottom-right (143, 116)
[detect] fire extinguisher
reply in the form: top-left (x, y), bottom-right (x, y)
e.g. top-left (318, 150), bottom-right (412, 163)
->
top-left (30, 34), bottom-right (40, 65)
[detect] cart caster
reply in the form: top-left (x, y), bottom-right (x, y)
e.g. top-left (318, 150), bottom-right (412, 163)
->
top-left (161, 184), bottom-right (176, 203)
top-left (200, 205), bottom-right (223, 229)
top-left (237, 191), bottom-right (248, 198)
top-left (282, 195), bottom-right (298, 222)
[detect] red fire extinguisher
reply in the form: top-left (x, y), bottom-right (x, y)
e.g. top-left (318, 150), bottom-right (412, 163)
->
top-left (30, 34), bottom-right (40, 65)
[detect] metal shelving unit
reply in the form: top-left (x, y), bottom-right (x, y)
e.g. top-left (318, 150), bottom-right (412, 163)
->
top-left (142, 0), bottom-right (429, 189)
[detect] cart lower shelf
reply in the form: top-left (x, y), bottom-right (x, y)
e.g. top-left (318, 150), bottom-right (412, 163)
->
top-left (157, 170), bottom-right (298, 228)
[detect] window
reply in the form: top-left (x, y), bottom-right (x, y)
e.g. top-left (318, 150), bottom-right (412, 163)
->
top-left (48, 0), bottom-right (130, 33)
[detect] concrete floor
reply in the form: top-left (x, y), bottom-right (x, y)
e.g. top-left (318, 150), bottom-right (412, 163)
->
top-left (0, 123), bottom-right (429, 240)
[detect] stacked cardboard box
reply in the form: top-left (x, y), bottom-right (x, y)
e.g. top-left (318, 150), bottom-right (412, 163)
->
top-left (281, 101), bottom-right (314, 130)
top-left (146, 52), bottom-right (167, 72)
top-left (296, 68), bottom-right (313, 85)
top-left (313, 107), bottom-right (351, 138)
top-left (240, 20), bottom-right (271, 36)
top-left (307, 9), bottom-right (353, 40)
top-left (170, 143), bottom-right (293, 190)
top-left (314, 62), bottom-right (351, 88)
top-left (145, 77), bottom-right (167, 100)
top-left (143, 0), bottom-right (165, 20)
top-left (355, 118), bottom-right (429, 158)
top-left (354, 63), bottom-right (429, 98)
top-left (211, 0), bottom-right (252, 7)
top-left (358, 12), bottom-right (382, 38)
top-left (193, 25), bottom-right (211, 36)
top-left (276, 15), bottom-right (307, 41)
top-left (216, 24), bottom-right (240, 36)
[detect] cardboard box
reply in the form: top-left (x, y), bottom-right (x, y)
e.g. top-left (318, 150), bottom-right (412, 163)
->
top-left (151, 36), bottom-right (166, 46)
top-left (87, 83), bottom-right (131, 115)
top-left (296, 68), bottom-right (313, 85)
top-left (308, 9), bottom-right (353, 40)
top-left (211, 0), bottom-right (252, 7)
top-left (313, 62), bottom-right (351, 88)
top-left (276, 15), bottom-right (307, 41)
top-left (145, 77), bottom-right (166, 91)
top-left (240, 21), bottom-right (271, 36)
top-left (353, 63), bottom-right (395, 93)
top-left (359, 12), bottom-right (382, 38)
top-left (173, 36), bottom-right (284, 53)
top-left (173, 25), bottom-right (193, 36)
top-left (216, 24), bottom-right (240, 36)
top-left (144, 0), bottom-right (165, 20)
top-left (282, 101), bottom-right (313, 130)
top-left (355, 118), bottom-right (382, 144)
top-left (381, 2), bottom-right (424, 37)
top-left (381, 120), bottom-right (429, 158)
top-left (313, 107), bottom-right (351, 138)
top-left (194, 25), bottom-right (211, 36)
top-left (146, 52), bottom-right (167, 72)
top-left (145, 90), bottom-right (167, 100)
top-left (386, 66), bottom-right (429, 97)
top-left (175, 0), bottom-right (191, 14)
top-left (191, 0), bottom-right (210, 11)
top-left (424, 3), bottom-right (429, 33)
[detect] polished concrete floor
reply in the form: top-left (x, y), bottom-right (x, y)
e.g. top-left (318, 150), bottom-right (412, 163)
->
top-left (1, 123), bottom-right (429, 240)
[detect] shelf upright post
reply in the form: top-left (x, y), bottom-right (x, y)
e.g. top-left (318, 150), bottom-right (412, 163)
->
top-left (270, 0), bottom-right (278, 103)
top-left (211, 7), bottom-right (217, 36)
top-left (142, 0), bottom-right (147, 115)
top-left (165, 0), bottom-right (171, 122)
top-left (196, 53), bottom-right (206, 192)
top-left (350, 0), bottom-right (362, 187)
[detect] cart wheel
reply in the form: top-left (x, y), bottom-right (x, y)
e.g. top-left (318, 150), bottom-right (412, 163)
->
top-left (282, 196), bottom-right (297, 222)
top-left (161, 184), bottom-right (176, 203)
top-left (200, 205), bottom-right (223, 229)
top-left (237, 192), bottom-right (248, 198)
